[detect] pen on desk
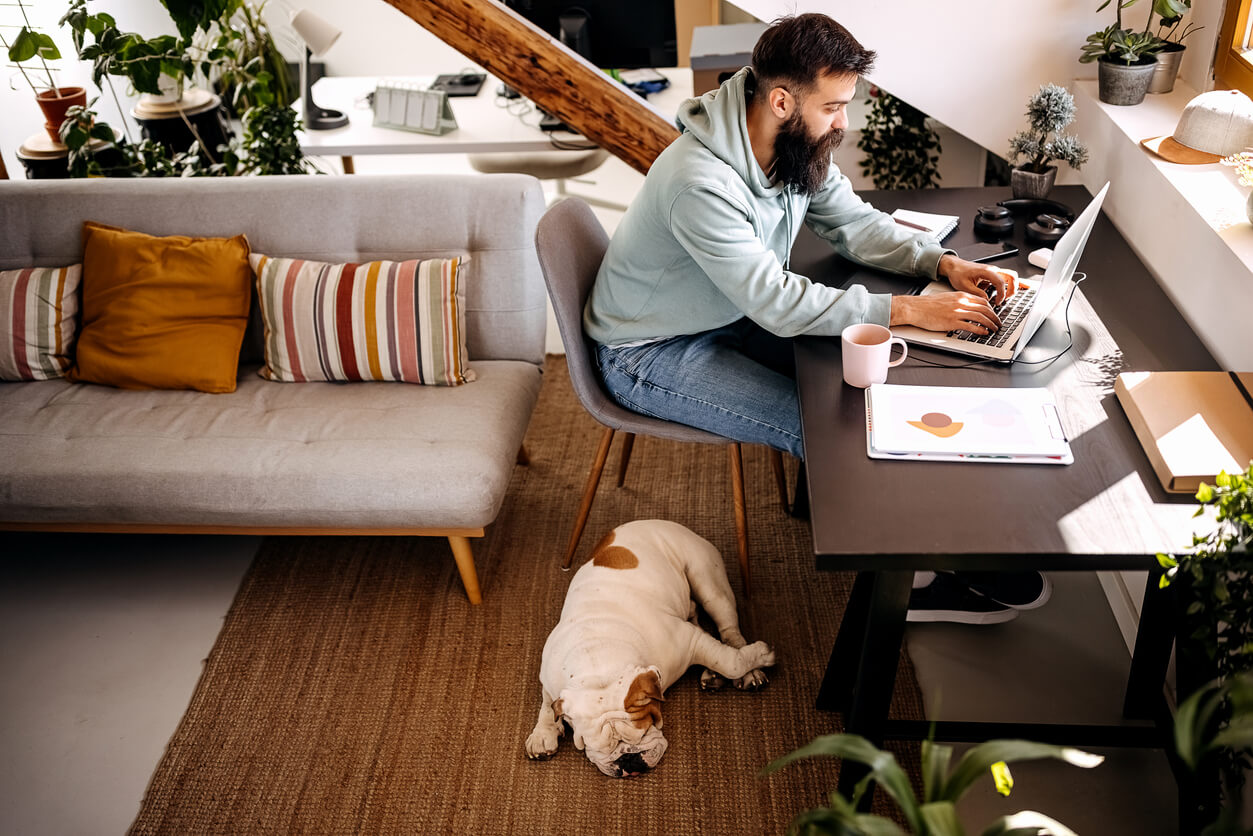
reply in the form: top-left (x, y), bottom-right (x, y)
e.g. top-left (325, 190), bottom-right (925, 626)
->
top-left (894, 217), bottom-right (929, 233)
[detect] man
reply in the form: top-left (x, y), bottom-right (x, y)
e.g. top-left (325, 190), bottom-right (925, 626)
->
top-left (584, 13), bottom-right (1049, 624)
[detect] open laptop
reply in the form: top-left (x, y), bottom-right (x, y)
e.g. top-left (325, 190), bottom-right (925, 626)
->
top-left (891, 182), bottom-right (1109, 363)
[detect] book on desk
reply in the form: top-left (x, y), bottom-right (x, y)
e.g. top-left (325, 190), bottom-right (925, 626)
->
top-left (1115, 371), bottom-right (1253, 493)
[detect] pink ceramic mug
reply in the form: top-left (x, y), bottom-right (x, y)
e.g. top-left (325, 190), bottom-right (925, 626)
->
top-left (841, 323), bottom-right (907, 388)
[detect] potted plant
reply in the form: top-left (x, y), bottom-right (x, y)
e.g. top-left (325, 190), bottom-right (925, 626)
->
top-left (1158, 463), bottom-right (1253, 830)
top-left (1007, 84), bottom-right (1089, 200)
top-left (1174, 672), bottom-right (1253, 834)
top-left (762, 732), bottom-right (1103, 834)
top-left (857, 86), bottom-right (942, 190)
top-left (1, 0), bottom-right (86, 143)
top-left (1148, 0), bottom-right (1203, 94)
top-left (1079, 0), bottom-right (1165, 106)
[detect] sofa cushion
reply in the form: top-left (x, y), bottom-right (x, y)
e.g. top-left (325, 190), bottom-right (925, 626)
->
top-left (67, 222), bottom-right (251, 394)
top-left (0, 360), bottom-right (542, 530)
top-left (0, 264), bottom-right (81, 381)
top-left (251, 253), bottom-right (473, 386)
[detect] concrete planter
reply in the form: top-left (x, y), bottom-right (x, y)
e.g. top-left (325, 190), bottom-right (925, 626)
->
top-left (1011, 165), bottom-right (1057, 200)
top-left (1149, 44), bottom-right (1186, 94)
top-left (1097, 56), bottom-right (1157, 106)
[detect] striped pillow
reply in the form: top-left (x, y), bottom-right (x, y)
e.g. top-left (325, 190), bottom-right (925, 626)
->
top-left (250, 254), bottom-right (475, 385)
top-left (1, 265), bottom-right (82, 381)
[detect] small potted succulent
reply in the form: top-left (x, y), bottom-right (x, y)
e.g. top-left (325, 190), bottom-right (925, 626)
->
top-left (0, 0), bottom-right (86, 144)
top-left (1007, 84), bottom-right (1089, 200)
top-left (1079, 0), bottom-right (1165, 106)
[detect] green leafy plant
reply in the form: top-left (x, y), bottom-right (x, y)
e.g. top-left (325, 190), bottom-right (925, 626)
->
top-left (1079, 0), bottom-right (1177, 65)
top-left (858, 87), bottom-right (941, 191)
top-left (1, 0), bottom-right (63, 95)
top-left (761, 733), bottom-right (1103, 835)
top-left (60, 0), bottom-right (190, 97)
top-left (1008, 84), bottom-right (1089, 175)
top-left (1158, 462), bottom-right (1253, 829)
top-left (1158, 463), bottom-right (1253, 685)
top-left (1155, 0), bottom-right (1202, 46)
top-left (57, 0), bottom-right (309, 178)
top-left (1174, 673), bottom-right (1253, 835)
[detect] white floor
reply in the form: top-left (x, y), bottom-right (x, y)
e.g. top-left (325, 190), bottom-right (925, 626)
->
top-left (0, 149), bottom-right (1180, 834)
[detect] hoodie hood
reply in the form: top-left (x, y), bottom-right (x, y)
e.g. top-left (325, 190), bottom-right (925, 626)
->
top-left (676, 68), bottom-right (781, 199)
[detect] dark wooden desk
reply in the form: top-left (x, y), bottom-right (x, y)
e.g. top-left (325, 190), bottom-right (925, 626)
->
top-left (791, 185), bottom-right (1218, 795)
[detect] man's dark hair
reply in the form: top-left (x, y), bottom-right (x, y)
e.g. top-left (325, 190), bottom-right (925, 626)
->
top-left (750, 13), bottom-right (875, 99)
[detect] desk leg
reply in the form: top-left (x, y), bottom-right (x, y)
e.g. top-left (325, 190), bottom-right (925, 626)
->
top-left (1123, 568), bottom-right (1174, 721)
top-left (341, 155), bottom-right (355, 174)
top-left (820, 570), bottom-right (912, 799)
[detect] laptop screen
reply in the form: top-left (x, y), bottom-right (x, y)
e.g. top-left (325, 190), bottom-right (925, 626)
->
top-left (1011, 182), bottom-right (1110, 360)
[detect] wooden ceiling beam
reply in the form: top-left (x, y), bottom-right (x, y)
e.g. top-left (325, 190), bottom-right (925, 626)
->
top-left (379, 0), bottom-right (679, 174)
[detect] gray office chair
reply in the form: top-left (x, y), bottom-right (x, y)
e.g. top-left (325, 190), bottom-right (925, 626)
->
top-left (468, 148), bottom-right (627, 212)
top-left (534, 196), bottom-right (790, 594)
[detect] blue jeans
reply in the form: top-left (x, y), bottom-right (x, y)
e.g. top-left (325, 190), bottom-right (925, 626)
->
top-left (595, 319), bottom-right (804, 459)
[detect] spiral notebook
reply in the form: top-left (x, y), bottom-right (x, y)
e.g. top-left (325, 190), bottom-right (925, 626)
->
top-left (891, 208), bottom-right (959, 242)
top-left (865, 383), bottom-right (1073, 465)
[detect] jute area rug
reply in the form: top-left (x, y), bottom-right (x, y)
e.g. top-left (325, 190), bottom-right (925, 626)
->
top-left (130, 356), bottom-right (925, 835)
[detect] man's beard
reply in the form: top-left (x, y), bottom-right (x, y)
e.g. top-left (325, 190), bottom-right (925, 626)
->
top-left (772, 110), bottom-right (842, 196)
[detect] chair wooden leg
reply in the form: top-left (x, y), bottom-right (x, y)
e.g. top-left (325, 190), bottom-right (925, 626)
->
top-left (616, 432), bottom-right (636, 487)
top-left (768, 448), bottom-right (789, 512)
top-left (564, 426), bottom-right (615, 570)
top-left (447, 536), bottom-right (482, 605)
top-left (729, 443), bottom-right (751, 597)
top-left (516, 444), bottom-right (531, 466)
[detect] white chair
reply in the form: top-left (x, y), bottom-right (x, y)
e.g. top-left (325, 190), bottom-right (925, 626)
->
top-left (468, 148), bottom-right (627, 211)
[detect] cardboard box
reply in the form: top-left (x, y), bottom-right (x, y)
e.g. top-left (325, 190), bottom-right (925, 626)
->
top-left (1115, 371), bottom-right (1253, 493)
top-left (689, 23), bottom-right (766, 95)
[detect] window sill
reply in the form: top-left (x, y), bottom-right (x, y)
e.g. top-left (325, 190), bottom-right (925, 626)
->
top-left (1073, 79), bottom-right (1253, 370)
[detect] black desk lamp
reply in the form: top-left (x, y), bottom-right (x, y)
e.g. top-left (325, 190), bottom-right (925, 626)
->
top-left (291, 8), bottom-right (347, 130)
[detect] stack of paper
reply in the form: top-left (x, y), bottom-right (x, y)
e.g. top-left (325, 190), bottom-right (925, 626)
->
top-left (866, 384), bottom-right (1073, 465)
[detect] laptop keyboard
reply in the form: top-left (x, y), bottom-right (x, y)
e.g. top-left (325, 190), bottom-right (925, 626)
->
top-left (950, 286), bottom-right (1036, 347)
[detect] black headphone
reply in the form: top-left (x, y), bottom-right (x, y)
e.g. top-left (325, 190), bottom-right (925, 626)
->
top-left (1025, 213), bottom-right (1070, 245)
top-left (973, 205), bottom-right (1014, 237)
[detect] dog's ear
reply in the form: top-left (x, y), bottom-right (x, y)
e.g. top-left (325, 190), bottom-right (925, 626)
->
top-left (624, 668), bottom-right (665, 729)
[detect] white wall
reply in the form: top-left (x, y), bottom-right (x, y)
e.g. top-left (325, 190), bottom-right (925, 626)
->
top-left (727, 0), bottom-right (1225, 181)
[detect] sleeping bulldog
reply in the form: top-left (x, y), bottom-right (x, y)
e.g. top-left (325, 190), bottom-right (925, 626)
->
top-left (524, 519), bottom-right (775, 777)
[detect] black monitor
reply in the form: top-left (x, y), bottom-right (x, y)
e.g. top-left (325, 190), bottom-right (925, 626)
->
top-left (509, 0), bottom-right (678, 69)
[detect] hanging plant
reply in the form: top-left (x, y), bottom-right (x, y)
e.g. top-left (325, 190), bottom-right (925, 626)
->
top-left (857, 86), bottom-right (941, 190)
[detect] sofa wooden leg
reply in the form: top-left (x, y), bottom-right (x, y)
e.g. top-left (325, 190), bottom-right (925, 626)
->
top-left (447, 536), bottom-right (483, 605)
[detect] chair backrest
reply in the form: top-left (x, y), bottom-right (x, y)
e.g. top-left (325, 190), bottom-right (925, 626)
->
top-left (534, 198), bottom-right (617, 420)
top-left (534, 198), bottom-right (727, 444)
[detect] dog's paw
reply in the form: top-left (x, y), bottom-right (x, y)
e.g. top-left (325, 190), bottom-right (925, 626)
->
top-left (525, 724), bottom-right (561, 760)
top-left (739, 641), bottom-right (776, 671)
top-left (734, 668), bottom-right (769, 691)
top-left (700, 668), bottom-right (727, 691)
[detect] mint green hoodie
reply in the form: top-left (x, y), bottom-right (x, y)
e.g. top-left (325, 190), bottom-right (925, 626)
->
top-left (584, 68), bottom-right (951, 345)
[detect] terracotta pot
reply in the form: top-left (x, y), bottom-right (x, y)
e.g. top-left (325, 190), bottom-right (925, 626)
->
top-left (35, 86), bottom-right (87, 144)
top-left (1010, 165), bottom-right (1057, 200)
top-left (1097, 57), bottom-right (1156, 106)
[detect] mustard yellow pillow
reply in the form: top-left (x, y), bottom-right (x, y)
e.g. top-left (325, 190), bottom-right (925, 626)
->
top-left (68, 222), bottom-right (251, 393)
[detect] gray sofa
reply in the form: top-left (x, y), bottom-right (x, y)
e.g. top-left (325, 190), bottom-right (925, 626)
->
top-left (0, 173), bottom-right (549, 604)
